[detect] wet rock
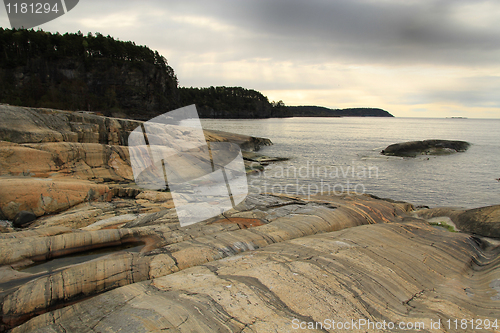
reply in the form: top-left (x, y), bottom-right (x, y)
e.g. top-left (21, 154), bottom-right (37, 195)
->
top-left (12, 211), bottom-right (36, 228)
top-left (381, 139), bottom-right (470, 157)
top-left (242, 151), bottom-right (289, 163)
top-left (416, 204), bottom-right (500, 238)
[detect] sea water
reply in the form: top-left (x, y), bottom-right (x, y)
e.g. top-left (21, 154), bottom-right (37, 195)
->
top-left (200, 117), bottom-right (500, 209)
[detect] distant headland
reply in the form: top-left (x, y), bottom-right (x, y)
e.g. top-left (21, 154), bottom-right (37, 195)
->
top-left (286, 105), bottom-right (394, 117)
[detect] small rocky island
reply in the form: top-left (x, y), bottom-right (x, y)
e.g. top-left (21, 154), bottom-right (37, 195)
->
top-left (381, 139), bottom-right (471, 157)
top-left (0, 105), bottom-right (499, 332)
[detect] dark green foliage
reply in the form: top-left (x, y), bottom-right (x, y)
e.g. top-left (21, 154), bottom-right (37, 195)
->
top-left (0, 28), bottom-right (175, 70)
top-left (287, 105), bottom-right (394, 117)
top-left (179, 86), bottom-right (289, 118)
top-left (0, 28), bottom-right (178, 118)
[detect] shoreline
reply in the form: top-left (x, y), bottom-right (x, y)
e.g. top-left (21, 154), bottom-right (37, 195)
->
top-left (0, 105), bottom-right (499, 332)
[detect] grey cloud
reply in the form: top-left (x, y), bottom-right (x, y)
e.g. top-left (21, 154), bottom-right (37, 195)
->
top-left (150, 0), bottom-right (500, 66)
top-left (405, 76), bottom-right (500, 108)
top-left (63, 0), bottom-right (500, 66)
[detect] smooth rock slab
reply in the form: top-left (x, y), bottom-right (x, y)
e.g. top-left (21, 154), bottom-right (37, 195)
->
top-left (0, 178), bottom-right (112, 220)
top-left (11, 219), bottom-right (500, 333)
top-left (0, 194), bottom-right (411, 330)
top-left (0, 105), bottom-right (272, 149)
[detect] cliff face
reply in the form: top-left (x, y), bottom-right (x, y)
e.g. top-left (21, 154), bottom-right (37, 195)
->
top-left (0, 57), bottom-right (179, 120)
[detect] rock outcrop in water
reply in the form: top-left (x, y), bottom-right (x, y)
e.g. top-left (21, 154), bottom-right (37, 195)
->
top-left (0, 105), bottom-right (499, 332)
top-left (381, 139), bottom-right (470, 157)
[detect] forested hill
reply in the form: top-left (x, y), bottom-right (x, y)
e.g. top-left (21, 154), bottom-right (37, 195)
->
top-left (0, 28), bottom-right (393, 120)
top-left (0, 28), bottom-right (179, 120)
top-left (287, 106), bottom-right (394, 117)
top-left (179, 86), bottom-right (287, 118)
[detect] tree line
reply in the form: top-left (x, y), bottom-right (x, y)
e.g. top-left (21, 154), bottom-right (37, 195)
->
top-left (0, 28), bottom-right (176, 78)
top-left (0, 28), bottom-right (179, 115)
top-left (179, 86), bottom-right (288, 118)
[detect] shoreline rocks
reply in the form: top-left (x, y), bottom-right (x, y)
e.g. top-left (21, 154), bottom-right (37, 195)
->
top-left (1, 192), bottom-right (412, 330)
top-left (1, 104), bottom-right (499, 332)
top-left (381, 139), bottom-right (470, 157)
top-left (0, 178), bottom-right (113, 220)
top-left (3, 194), bottom-right (499, 333)
top-left (1, 192), bottom-right (499, 332)
top-left (0, 104), bottom-right (273, 149)
top-left (0, 105), bottom-right (275, 222)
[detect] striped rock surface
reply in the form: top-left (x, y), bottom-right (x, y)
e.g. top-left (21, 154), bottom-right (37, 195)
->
top-left (2, 194), bottom-right (499, 332)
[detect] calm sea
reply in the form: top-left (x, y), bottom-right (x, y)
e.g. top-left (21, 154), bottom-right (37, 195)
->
top-left (200, 117), bottom-right (500, 209)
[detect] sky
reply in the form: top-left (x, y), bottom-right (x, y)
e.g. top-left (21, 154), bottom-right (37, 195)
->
top-left (1, 0), bottom-right (500, 118)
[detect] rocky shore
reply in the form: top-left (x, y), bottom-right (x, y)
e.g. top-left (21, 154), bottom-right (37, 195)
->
top-left (0, 104), bottom-right (271, 225)
top-left (0, 105), bottom-right (499, 332)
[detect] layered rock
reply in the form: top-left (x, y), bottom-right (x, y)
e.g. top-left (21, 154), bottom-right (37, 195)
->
top-left (0, 193), bottom-right (412, 330)
top-left (0, 104), bottom-right (139, 145)
top-left (5, 195), bottom-right (500, 333)
top-left (0, 105), bottom-right (273, 221)
top-left (1, 104), bottom-right (499, 333)
top-left (0, 178), bottom-right (112, 220)
top-left (0, 104), bottom-right (272, 148)
top-left (381, 139), bottom-right (470, 157)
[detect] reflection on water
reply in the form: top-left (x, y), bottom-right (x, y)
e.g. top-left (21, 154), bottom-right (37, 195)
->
top-left (201, 117), bottom-right (500, 208)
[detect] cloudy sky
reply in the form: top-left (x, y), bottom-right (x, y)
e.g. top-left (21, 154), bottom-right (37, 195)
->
top-left (2, 0), bottom-right (500, 118)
